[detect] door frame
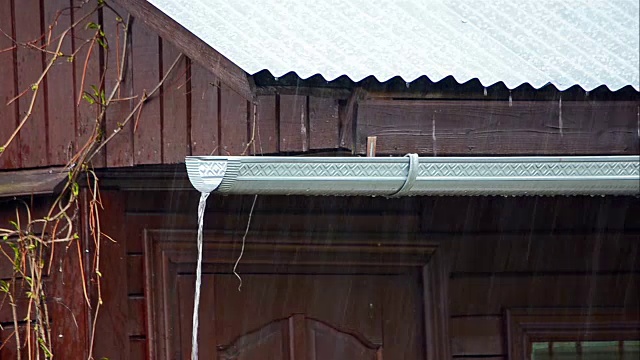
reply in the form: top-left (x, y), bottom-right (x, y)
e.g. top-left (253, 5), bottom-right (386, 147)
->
top-left (144, 228), bottom-right (449, 359)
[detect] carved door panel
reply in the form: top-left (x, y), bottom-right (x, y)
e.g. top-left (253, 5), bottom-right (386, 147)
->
top-left (146, 230), bottom-right (432, 359)
top-left (175, 273), bottom-right (423, 359)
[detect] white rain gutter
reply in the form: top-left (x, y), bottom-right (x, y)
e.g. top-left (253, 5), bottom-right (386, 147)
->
top-left (185, 155), bottom-right (640, 196)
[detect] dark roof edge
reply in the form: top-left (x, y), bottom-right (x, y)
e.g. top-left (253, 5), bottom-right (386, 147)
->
top-left (252, 70), bottom-right (640, 101)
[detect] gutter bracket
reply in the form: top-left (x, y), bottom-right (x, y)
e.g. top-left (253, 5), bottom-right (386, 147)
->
top-left (387, 153), bottom-right (419, 198)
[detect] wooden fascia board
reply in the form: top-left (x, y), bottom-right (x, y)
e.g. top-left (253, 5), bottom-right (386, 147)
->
top-left (114, 0), bottom-right (255, 100)
top-left (0, 167), bottom-right (67, 198)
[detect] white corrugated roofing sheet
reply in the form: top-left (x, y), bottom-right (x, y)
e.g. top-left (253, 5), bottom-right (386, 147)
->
top-left (148, 0), bottom-right (640, 91)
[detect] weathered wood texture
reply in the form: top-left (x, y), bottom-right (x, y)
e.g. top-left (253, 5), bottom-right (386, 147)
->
top-left (0, 0), bottom-right (20, 168)
top-left (111, 0), bottom-right (253, 101)
top-left (0, 0), bottom-right (256, 171)
top-left (356, 100), bottom-right (640, 155)
top-left (2, 0), bottom-right (637, 172)
top-left (3, 190), bottom-right (637, 358)
top-left (447, 230), bottom-right (640, 358)
top-left (0, 167), bottom-right (66, 197)
top-left (94, 191), bottom-right (639, 359)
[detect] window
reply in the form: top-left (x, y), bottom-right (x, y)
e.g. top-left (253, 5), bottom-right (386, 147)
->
top-left (505, 308), bottom-right (640, 360)
top-left (531, 340), bottom-right (640, 360)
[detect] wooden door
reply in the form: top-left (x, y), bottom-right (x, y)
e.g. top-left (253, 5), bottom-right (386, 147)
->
top-left (145, 230), bottom-right (434, 359)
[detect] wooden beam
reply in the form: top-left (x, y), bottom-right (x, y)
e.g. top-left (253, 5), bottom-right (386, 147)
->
top-left (0, 167), bottom-right (67, 198)
top-left (113, 0), bottom-right (254, 101)
top-left (356, 100), bottom-right (640, 156)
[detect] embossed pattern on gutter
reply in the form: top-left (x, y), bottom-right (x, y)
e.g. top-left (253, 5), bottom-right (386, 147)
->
top-left (185, 156), bottom-right (640, 196)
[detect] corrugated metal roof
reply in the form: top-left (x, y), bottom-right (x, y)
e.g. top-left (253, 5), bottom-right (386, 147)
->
top-left (148, 0), bottom-right (639, 91)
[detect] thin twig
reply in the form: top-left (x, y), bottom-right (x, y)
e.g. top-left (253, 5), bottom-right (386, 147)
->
top-left (233, 195), bottom-right (258, 292)
top-left (0, 5), bottom-right (100, 156)
top-left (87, 53), bottom-right (183, 162)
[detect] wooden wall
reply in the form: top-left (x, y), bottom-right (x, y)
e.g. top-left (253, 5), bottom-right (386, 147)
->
top-left (1, 191), bottom-right (638, 358)
top-left (90, 190), bottom-right (639, 359)
top-left (2, 0), bottom-right (639, 173)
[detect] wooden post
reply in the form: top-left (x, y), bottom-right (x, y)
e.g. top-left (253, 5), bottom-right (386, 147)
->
top-left (366, 136), bottom-right (377, 157)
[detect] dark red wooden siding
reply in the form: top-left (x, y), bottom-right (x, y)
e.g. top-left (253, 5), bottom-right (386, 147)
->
top-left (1, 0), bottom-right (638, 172)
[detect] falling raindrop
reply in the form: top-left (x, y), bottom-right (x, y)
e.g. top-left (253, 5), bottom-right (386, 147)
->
top-left (483, 87), bottom-right (487, 96)
top-left (406, 82), bottom-right (410, 88)
top-left (508, 91), bottom-right (512, 107)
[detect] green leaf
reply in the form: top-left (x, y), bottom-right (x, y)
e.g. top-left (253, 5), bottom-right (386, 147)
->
top-left (0, 280), bottom-right (10, 293)
top-left (72, 182), bottom-right (79, 197)
top-left (0, 146), bottom-right (5, 153)
top-left (90, 85), bottom-right (100, 96)
top-left (86, 22), bottom-right (100, 30)
top-left (9, 220), bottom-right (18, 230)
top-left (39, 338), bottom-right (53, 358)
top-left (96, 36), bottom-right (108, 50)
top-left (82, 92), bottom-right (95, 105)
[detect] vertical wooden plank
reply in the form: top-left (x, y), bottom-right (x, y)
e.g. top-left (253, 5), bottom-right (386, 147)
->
top-left (161, 40), bottom-right (188, 163)
top-left (131, 20), bottom-right (161, 164)
top-left (253, 94), bottom-right (277, 154)
top-left (289, 314), bottom-right (307, 359)
top-left (219, 85), bottom-right (247, 155)
top-left (126, 255), bottom-right (144, 296)
top-left (339, 88), bottom-right (364, 152)
top-left (423, 248), bottom-right (452, 360)
top-left (128, 297), bottom-right (147, 337)
top-left (15, 0), bottom-right (48, 167)
top-left (0, 0), bottom-right (20, 169)
top-left (50, 225), bottom-right (90, 357)
top-left (103, 3), bottom-right (134, 167)
top-left (279, 94), bottom-right (307, 152)
top-left (44, 0), bottom-right (75, 165)
top-left (190, 63), bottom-right (218, 155)
top-left (73, 0), bottom-right (102, 166)
top-left (309, 96), bottom-right (339, 149)
top-left (92, 190), bottom-right (130, 360)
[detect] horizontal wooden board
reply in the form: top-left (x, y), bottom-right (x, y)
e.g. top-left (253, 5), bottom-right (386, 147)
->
top-left (0, 167), bottom-right (67, 197)
top-left (450, 316), bottom-right (503, 357)
top-left (450, 233), bottom-right (640, 273)
top-left (449, 273), bottom-right (640, 316)
top-left (356, 100), bottom-right (640, 155)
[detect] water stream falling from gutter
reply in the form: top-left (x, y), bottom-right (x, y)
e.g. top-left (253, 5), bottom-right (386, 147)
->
top-left (192, 191), bottom-right (210, 360)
